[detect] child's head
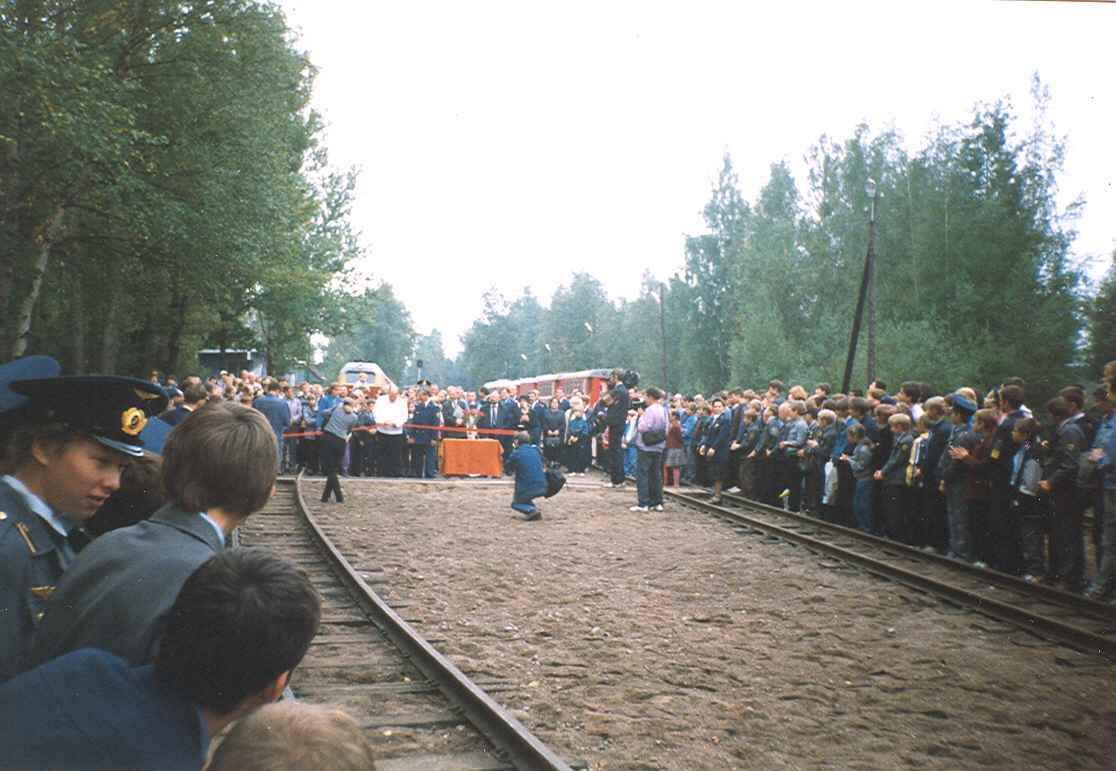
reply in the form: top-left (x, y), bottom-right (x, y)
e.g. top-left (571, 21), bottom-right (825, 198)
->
top-left (1011, 416), bottom-right (1040, 445)
top-left (849, 397), bottom-right (870, 419)
top-left (888, 413), bottom-right (912, 435)
top-left (161, 402), bottom-right (276, 519)
top-left (916, 413), bottom-right (932, 434)
top-left (923, 396), bottom-right (946, 421)
top-left (973, 408), bottom-right (999, 434)
top-left (847, 423), bottom-right (866, 443)
top-left (207, 702), bottom-right (376, 771)
top-left (817, 409), bottom-right (836, 427)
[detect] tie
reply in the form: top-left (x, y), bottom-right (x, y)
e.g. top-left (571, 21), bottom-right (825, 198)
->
top-left (491, 405), bottom-right (497, 424)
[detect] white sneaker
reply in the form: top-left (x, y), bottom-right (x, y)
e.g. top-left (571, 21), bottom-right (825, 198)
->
top-left (653, 504), bottom-right (664, 512)
top-left (629, 505), bottom-right (649, 512)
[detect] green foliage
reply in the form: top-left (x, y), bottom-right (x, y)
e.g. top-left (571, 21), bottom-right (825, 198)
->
top-left (1, 1), bottom-right (360, 376)
top-left (321, 283), bottom-right (416, 382)
top-left (1087, 255), bottom-right (1116, 375)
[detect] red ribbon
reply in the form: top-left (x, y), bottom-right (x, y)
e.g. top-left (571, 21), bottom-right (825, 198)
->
top-left (282, 422), bottom-right (521, 439)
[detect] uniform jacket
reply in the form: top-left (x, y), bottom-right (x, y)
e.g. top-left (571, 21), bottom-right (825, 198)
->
top-left (700, 412), bottom-right (734, 457)
top-left (881, 430), bottom-right (915, 486)
top-left (29, 504), bottom-right (224, 670)
top-left (921, 418), bottom-right (952, 485)
top-left (848, 439), bottom-right (876, 480)
top-left (0, 649), bottom-right (206, 771)
top-left (1043, 420), bottom-right (1086, 490)
top-left (0, 478), bottom-right (70, 681)
top-left (410, 400), bottom-right (442, 445)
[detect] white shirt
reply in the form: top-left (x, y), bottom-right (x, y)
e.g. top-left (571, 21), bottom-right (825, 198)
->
top-left (374, 395), bottom-right (408, 434)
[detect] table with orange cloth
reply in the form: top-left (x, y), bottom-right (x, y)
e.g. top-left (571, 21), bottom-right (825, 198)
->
top-left (440, 438), bottom-right (503, 477)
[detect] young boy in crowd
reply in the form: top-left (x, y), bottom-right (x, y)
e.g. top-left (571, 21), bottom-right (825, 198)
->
top-left (1010, 417), bottom-right (1047, 583)
top-left (876, 413), bottom-right (914, 543)
top-left (938, 394), bottom-right (978, 560)
top-left (842, 423), bottom-right (876, 533)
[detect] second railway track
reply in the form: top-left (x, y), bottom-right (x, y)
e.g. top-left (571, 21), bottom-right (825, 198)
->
top-left (663, 486), bottom-right (1116, 661)
top-left (236, 476), bottom-right (577, 771)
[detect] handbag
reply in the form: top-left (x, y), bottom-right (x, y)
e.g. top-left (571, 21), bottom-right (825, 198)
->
top-left (544, 467), bottom-right (566, 498)
top-left (641, 429), bottom-right (666, 445)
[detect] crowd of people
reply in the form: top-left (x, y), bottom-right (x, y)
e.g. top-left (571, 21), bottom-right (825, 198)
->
top-left (3, 352), bottom-right (1114, 768)
top-left (631, 366), bottom-right (1116, 601)
top-left (159, 364), bottom-right (1116, 602)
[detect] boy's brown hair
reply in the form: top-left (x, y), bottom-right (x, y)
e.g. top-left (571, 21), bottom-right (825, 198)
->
top-left (161, 401), bottom-right (276, 517)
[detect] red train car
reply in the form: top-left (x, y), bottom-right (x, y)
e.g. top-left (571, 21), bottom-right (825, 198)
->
top-left (482, 368), bottom-right (613, 403)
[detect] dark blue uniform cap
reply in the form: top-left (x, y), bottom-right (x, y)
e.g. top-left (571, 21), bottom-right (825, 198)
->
top-left (951, 394), bottom-right (978, 415)
top-left (9, 375), bottom-right (169, 457)
top-left (0, 356), bottom-right (61, 414)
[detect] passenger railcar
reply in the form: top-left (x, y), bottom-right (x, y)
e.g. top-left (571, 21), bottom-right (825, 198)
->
top-left (482, 368), bottom-right (613, 403)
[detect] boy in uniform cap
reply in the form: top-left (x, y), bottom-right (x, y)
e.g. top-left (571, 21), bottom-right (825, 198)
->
top-left (0, 362), bottom-right (167, 681)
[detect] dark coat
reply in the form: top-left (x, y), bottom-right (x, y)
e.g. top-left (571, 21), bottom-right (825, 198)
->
top-left (605, 383), bottom-right (630, 426)
top-left (253, 393), bottom-right (292, 439)
top-left (506, 444), bottom-right (547, 501)
top-left (29, 504), bottom-right (224, 669)
top-left (701, 412), bottom-right (734, 457)
top-left (0, 478), bottom-right (70, 681)
top-left (0, 649), bottom-right (206, 771)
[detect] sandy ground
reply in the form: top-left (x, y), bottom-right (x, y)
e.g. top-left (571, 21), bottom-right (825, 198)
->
top-left (303, 477), bottom-right (1116, 770)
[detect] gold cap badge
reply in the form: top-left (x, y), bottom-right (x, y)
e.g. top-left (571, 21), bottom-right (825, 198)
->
top-left (121, 407), bottom-right (147, 436)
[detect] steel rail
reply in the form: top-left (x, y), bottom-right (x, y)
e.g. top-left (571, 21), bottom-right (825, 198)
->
top-left (713, 489), bottom-right (1116, 618)
top-left (663, 487), bottom-right (1116, 661)
top-left (290, 475), bottom-right (574, 771)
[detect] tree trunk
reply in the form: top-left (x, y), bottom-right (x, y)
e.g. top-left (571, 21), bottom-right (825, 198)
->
top-left (72, 267), bottom-right (86, 372)
top-left (163, 290), bottom-right (189, 375)
top-left (98, 278), bottom-right (121, 373)
top-left (10, 205), bottom-right (65, 359)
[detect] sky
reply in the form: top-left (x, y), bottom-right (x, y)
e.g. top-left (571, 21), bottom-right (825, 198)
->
top-left (281, 0), bottom-right (1115, 357)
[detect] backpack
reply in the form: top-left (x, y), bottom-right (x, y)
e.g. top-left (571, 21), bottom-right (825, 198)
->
top-left (544, 467), bottom-right (566, 498)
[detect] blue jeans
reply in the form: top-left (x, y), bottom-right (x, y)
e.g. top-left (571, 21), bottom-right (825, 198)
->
top-left (636, 449), bottom-right (664, 507)
top-left (624, 445), bottom-right (637, 478)
top-left (853, 479), bottom-right (874, 533)
top-left (945, 481), bottom-right (971, 560)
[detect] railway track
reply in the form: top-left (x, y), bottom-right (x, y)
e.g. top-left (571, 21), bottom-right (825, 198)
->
top-left (663, 486), bottom-right (1116, 661)
top-left (236, 477), bottom-right (576, 771)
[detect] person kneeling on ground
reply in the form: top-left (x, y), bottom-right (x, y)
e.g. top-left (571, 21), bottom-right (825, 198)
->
top-left (208, 701), bottom-right (377, 771)
top-left (506, 431), bottom-right (547, 521)
top-left (0, 548), bottom-right (321, 771)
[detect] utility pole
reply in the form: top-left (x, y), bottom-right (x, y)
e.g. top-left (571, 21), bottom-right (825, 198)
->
top-left (658, 282), bottom-right (669, 394)
top-left (865, 177), bottom-right (879, 387)
top-left (841, 178), bottom-right (880, 394)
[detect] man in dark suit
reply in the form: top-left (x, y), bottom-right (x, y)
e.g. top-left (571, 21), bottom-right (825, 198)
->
top-left (604, 369), bottom-right (631, 487)
top-left (529, 389), bottom-right (547, 446)
top-left (253, 379), bottom-right (291, 468)
top-left (28, 402), bottom-right (277, 671)
top-left (477, 393), bottom-right (514, 464)
top-left (410, 388), bottom-right (441, 478)
top-left (0, 363), bottom-right (168, 681)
